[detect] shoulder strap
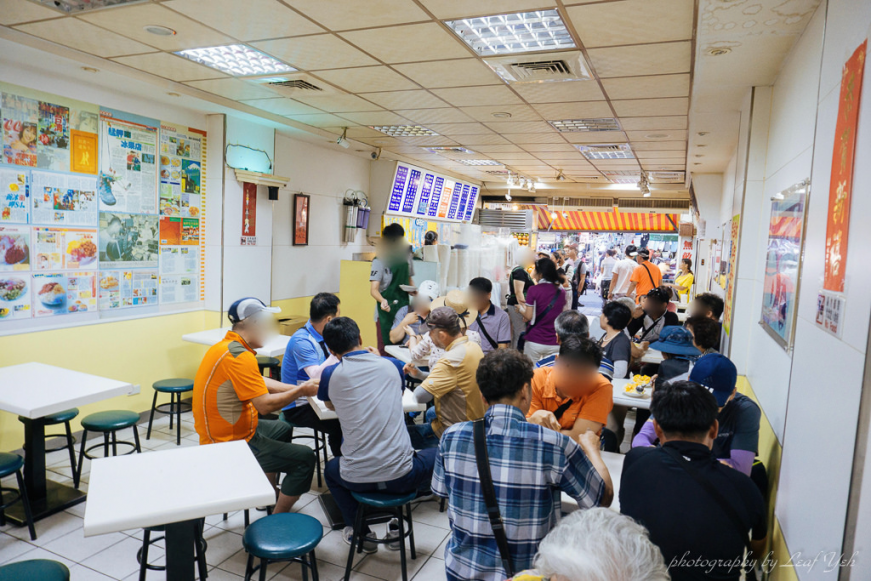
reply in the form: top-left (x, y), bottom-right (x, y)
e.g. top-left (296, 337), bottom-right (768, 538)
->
top-left (528, 286), bottom-right (561, 332)
top-left (473, 419), bottom-right (515, 577)
top-left (475, 314), bottom-right (499, 350)
top-left (642, 263), bottom-right (657, 288)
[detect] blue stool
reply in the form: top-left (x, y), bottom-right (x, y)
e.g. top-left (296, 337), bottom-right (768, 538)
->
top-left (18, 408), bottom-right (79, 487)
top-left (147, 379), bottom-right (194, 446)
top-left (0, 453), bottom-right (35, 541)
top-left (344, 491), bottom-right (417, 581)
top-left (0, 559), bottom-right (69, 580)
top-left (243, 513), bottom-right (322, 581)
top-left (76, 411), bottom-right (141, 485)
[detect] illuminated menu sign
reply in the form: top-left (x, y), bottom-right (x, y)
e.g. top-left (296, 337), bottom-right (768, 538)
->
top-left (388, 165), bottom-right (408, 212)
top-left (386, 162), bottom-right (479, 223)
top-left (446, 183), bottom-right (463, 220)
top-left (455, 184), bottom-right (472, 220)
top-left (437, 181), bottom-right (453, 218)
top-left (401, 169), bottom-right (421, 214)
top-left (416, 174), bottom-right (435, 216)
top-left (428, 176), bottom-right (444, 217)
top-left (464, 186), bottom-right (479, 221)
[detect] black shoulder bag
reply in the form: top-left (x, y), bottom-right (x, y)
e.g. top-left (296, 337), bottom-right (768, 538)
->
top-left (476, 314), bottom-right (499, 351)
top-left (473, 419), bottom-right (515, 577)
top-left (517, 286), bottom-right (561, 352)
top-left (641, 263), bottom-right (658, 289)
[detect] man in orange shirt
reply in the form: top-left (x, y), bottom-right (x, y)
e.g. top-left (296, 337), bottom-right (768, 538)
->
top-left (194, 297), bottom-right (319, 513)
top-left (626, 248), bottom-right (663, 304)
top-left (526, 336), bottom-right (613, 440)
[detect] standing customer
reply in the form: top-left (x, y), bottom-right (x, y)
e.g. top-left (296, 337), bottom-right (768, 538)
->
top-left (627, 248), bottom-right (663, 303)
top-left (519, 258), bottom-right (568, 361)
top-left (506, 249), bottom-right (535, 349)
top-left (572, 251), bottom-right (587, 308)
top-left (607, 245), bottom-right (638, 300)
top-left (599, 248), bottom-right (617, 300)
top-left (467, 277), bottom-right (511, 355)
top-left (370, 223), bottom-right (414, 355)
top-left (664, 258), bottom-right (694, 301)
top-left (433, 349), bottom-right (613, 581)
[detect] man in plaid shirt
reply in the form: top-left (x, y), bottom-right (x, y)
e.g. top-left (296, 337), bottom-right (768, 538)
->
top-left (433, 349), bottom-right (614, 581)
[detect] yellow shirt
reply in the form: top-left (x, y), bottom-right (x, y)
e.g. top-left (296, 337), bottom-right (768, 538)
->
top-left (422, 336), bottom-right (485, 436)
top-left (675, 272), bottom-right (694, 300)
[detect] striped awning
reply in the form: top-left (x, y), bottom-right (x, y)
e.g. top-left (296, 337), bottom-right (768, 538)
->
top-left (527, 206), bottom-right (679, 232)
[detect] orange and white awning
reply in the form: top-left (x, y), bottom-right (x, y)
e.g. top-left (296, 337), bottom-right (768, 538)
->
top-left (527, 206), bottom-right (679, 232)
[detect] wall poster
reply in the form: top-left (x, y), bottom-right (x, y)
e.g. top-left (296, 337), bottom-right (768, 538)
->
top-left (1, 169), bottom-right (28, 223)
top-left (98, 212), bottom-right (158, 268)
top-left (722, 215), bottom-right (740, 335)
top-left (241, 182), bottom-right (257, 246)
top-left (32, 227), bottom-right (97, 271)
top-left (0, 225), bottom-right (30, 272)
top-left (98, 109), bottom-right (157, 213)
top-left (98, 269), bottom-right (158, 310)
top-left (159, 123), bottom-right (203, 218)
top-left (31, 170), bottom-right (98, 226)
top-left (32, 271), bottom-right (96, 317)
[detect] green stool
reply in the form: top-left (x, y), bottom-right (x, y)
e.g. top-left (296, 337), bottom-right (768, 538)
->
top-left (344, 491), bottom-right (417, 581)
top-left (0, 559), bottom-right (69, 580)
top-left (243, 513), bottom-right (322, 581)
top-left (256, 356), bottom-right (281, 380)
top-left (0, 453), bottom-right (36, 541)
top-left (76, 411), bottom-right (141, 485)
top-left (146, 379), bottom-right (194, 446)
top-left (18, 408), bottom-right (80, 488)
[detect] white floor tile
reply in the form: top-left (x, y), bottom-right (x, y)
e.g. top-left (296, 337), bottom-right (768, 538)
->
top-left (404, 522), bottom-right (448, 557)
top-left (80, 536), bottom-right (147, 580)
top-left (409, 557), bottom-right (445, 581)
top-left (311, 529), bottom-right (367, 569)
top-left (42, 528), bottom-right (126, 563)
top-left (200, 527), bottom-right (245, 566)
top-left (2, 546), bottom-right (76, 569)
top-left (69, 563), bottom-right (119, 580)
top-left (0, 531), bottom-right (37, 565)
top-left (409, 503), bottom-right (450, 531)
top-left (354, 547), bottom-right (427, 581)
top-left (5, 510), bottom-right (83, 545)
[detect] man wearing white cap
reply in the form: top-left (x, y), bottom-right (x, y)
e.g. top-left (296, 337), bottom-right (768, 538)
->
top-left (388, 280), bottom-right (439, 346)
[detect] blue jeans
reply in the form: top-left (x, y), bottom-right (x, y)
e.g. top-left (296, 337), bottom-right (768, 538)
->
top-left (324, 448), bottom-right (437, 530)
top-left (407, 407), bottom-right (439, 450)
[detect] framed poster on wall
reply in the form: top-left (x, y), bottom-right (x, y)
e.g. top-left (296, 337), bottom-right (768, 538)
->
top-left (293, 193), bottom-right (309, 246)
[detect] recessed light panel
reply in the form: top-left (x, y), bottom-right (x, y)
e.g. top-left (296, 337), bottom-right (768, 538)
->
top-left (602, 171), bottom-right (640, 184)
top-left (548, 118), bottom-right (621, 132)
top-left (444, 10), bottom-right (576, 56)
top-left (574, 144), bottom-right (635, 160)
top-left (370, 126), bottom-right (438, 137)
top-left (33, 0), bottom-right (145, 13)
top-left (458, 159), bottom-right (503, 166)
top-left (176, 45), bottom-right (296, 77)
top-left (426, 147), bottom-right (476, 154)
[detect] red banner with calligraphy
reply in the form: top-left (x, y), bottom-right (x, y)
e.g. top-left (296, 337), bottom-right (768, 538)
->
top-left (241, 182), bottom-right (257, 246)
top-left (824, 41), bottom-right (866, 292)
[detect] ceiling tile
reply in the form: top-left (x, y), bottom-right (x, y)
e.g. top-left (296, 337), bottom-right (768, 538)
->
top-left (360, 90), bottom-right (448, 110)
top-left (619, 116), bottom-right (688, 131)
top-left (588, 42), bottom-right (691, 78)
top-left (625, 130), bottom-right (688, 141)
top-left (339, 127), bottom-right (388, 138)
top-left (418, 0), bottom-right (555, 19)
top-left (340, 23), bottom-right (470, 64)
top-left (631, 141), bottom-right (686, 151)
top-left (613, 98), bottom-right (689, 117)
top-left (184, 78), bottom-right (278, 100)
top-left (432, 86), bottom-right (522, 107)
top-left (459, 105), bottom-right (542, 122)
top-left (521, 143), bottom-right (579, 152)
top-left (384, 146), bottom-right (428, 154)
top-left (642, 163), bottom-right (686, 170)
top-left (602, 74), bottom-right (690, 100)
top-left (426, 123), bottom-right (494, 135)
top-left (535, 154), bottom-right (589, 162)
top-left (504, 133), bottom-right (566, 144)
top-left (112, 52), bottom-right (225, 82)
top-left (241, 98), bottom-right (323, 116)
top-left (392, 59), bottom-right (502, 88)
top-left (456, 134), bottom-right (512, 145)
top-left (253, 35), bottom-right (378, 70)
top-left (591, 160), bottom-right (640, 168)
top-left (394, 108), bottom-right (475, 124)
top-left (490, 152), bottom-right (539, 161)
top-left (164, 0), bottom-right (324, 40)
top-left (285, 0), bottom-right (429, 30)
top-left (0, 0), bottom-right (62, 25)
top-left (315, 66), bottom-right (418, 93)
top-left (338, 111), bottom-right (413, 125)
top-left (512, 80), bottom-right (606, 103)
top-left (484, 121), bottom-right (555, 134)
top-left (79, 3), bottom-right (233, 51)
top-left (562, 131), bottom-right (628, 144)
top-left (396, 136), bottom-right (460, 146)
top-left (549, 160), bottom-right (593, 167)
top-left (15, 18), bottom-right (156, 57)
top-left (358, 136), bottom-right (404, 146)
top-left (291, 93), bottom-right (384, 112)
top-left (531, 101), bottom-right (614, 119)
top-left (636, 151), bottom-right (687, 159)
top-left (567, 0), bottom-right (694, 48)
top-left (472, 145), bottom-right (525, 153)
top-left (286, 113), bottom-right (357, 127)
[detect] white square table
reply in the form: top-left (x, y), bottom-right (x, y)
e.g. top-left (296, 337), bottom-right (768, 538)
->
top-left (611, 378), bottom-right (652, 410)
top-left (561, 451), bottom-right (625, 514)
top-left (84, 440), bottom-right (275, 581)
top-left (182, 327), bottom-right (290, 358)
top-left (310, 390), bottom-right (427, 421)
top-left (0, 362), bottom-right (135, 523)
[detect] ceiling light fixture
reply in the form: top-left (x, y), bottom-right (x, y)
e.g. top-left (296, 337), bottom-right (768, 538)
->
top-left (176, 45), bottom-right (295, 77)
top-left (575, 144), bottom-right (634, 160)
top-left (518, 177), bottom-right (526, 188)
top-left (34, 0), bottom-right (142, 13)
top-left (144, 25), bottom-right (176, 36)
top-left (426, 146), bottom-right (476, 154)
top-left (370, 125), bottom-right (438, 137)
top-left (458, 159), bottom-right (502, 166)
top-left (491, 112), bottom-right (512, 119)
top-left (550, 211), bottom-right (558, 220)
top-left (336, 128), bottom-right (350, 149)
top-left (528, 181), bottom-right (536, 194)
top-left (706, 47), bottom-right (732, 56)
top-left (506, 189), bottom-right (513, 202)
top-left (645, 133), bottom-right (670, 139)
top-left (506, 172), bottom-right (515, 188)
top-left (548, 118), bottom-right (621, 133)
top-left (444, 9), bottom-right (576, 56)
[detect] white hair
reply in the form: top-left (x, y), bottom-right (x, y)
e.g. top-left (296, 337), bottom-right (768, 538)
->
top-left (533, 509), bottom-right (669, 581)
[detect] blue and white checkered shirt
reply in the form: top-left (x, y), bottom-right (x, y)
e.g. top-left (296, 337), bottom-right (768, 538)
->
top-left (432, 404), bottom-right (605, 581)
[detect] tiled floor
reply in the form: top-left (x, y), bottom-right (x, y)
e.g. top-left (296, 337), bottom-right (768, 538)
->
top-left (0, 413), bottom-right (453, 581)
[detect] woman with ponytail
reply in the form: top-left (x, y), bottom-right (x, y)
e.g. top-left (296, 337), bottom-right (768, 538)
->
top-left (518, 257), bottom-right (569, 361)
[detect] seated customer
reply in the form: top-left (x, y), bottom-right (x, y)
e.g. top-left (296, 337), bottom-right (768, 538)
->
top-left (320, 317), bottom-right (436, 553)
top-left (281, 292), bottom-right (343, 457)
top-left (620, 381), bottom-right (767, 581)
top-left (406, 290), bottom-right (481, 371)
top-left (527, 336), bottom-right (613, 440)
top-left (647, 326), bottom-right (701, 382)
top-left (467, 277), bottom-right (511, 354)
top-left (388, 280), bottom-right (439, 346)
top-left (434, 349), bottom-right (613, 581)
top-left (685, 315), bottom-right (721, 355)
top-left (627, 287), bottom-right (680, 344)
top-left (408, 306), bottom-right (485, 449)
top-left (194, 297), bottom-right (317, 513)
top-left (597, 301), bottom-right (633, 380)
top-left (688, 292), bottom-right (724, 351)
top-left (534, 310), bottom-right (589, 368)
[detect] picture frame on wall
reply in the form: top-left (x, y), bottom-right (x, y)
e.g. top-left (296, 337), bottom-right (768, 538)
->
top-left (293, 193), bottom-right (309, 246)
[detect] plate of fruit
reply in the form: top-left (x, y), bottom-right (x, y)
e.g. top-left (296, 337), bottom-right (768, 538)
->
top-left (623, 374), bottom-right (653, 398)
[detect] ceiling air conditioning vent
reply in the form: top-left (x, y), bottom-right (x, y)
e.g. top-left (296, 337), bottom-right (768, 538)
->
top-left (648, 171), bottom-right (686, 184)
top-left (477, 209), bottom-right (534, 233)
top-left (267, 79), bottom-right (322, 91)
top-left (251, 73), bottom-right (342, 97)
top-left (484, 51), bottom-right (592, 84)
top-left (619, 198), bottom-right (691, 212)
top-left (564, 197), bottom-right (614, 208)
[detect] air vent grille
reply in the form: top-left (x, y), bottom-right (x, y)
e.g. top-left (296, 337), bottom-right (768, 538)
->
top-left (563, 197), bottom-right (615, 208)
top-left (484, 50), bottom-right (592, 84)
top-left (477, 209), bottom-right (534, 232)
top-left (648, 171), bottom-right (686, 184)
top-left (549, 118), bottom-right (621, 132)
top-left (619, 198), bottom-right (691, 210)
top-left (574, 144), bottom-right (634, 160)
top-left (267, 79), bottom-right (322, 91)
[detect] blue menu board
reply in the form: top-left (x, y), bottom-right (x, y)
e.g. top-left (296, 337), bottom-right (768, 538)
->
top-left (416, 173), bottom-right (435, 215)
top-left (464, 186), bottom-right (479, 221)
top-left (446, 183), bottom-right (463, 220)
top-left (401, 169), bottom-right (421, 214)
top-left (427, 176), bottom-right (444, 217)
top-left (455, 184), bottom-right (472, 220)
top-left (388, 165), bottom-right (409, 212)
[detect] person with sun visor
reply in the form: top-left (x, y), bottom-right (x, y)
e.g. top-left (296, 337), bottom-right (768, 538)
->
top-left (193, 297), bottom-right (318, 513)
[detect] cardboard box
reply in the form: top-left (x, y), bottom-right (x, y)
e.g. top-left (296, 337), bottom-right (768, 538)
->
top-left (278, 315), bottom-right (308, 337)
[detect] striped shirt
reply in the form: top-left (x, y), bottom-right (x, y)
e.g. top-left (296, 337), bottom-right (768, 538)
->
top-left (432, 405), bottom-right (605, 581)
top-left (535, 353), bottom-right (615, 381)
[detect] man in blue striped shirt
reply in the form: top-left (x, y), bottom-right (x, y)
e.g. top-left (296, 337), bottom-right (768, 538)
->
top-left (433, 349), bottom-right (613, 581)
top-left (534, 310), bottom-right (616, 380)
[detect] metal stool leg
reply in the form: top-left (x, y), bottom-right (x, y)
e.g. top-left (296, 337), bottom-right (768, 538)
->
top-left (176, 393), bottom-right (183, 446)
top-left (111, 430), bottom-right (118, 457)
top-left (406, 503), bottom-right (416, 559)
top-left (138, 529), bottom-right (151, 581)
top-left (76, 429), bottom-right (88, 486)
top-left (133, 425), bottom-right (142, 453)
top-left (195, 519), bottom-right (208, 580)
top-left (146, 390), bottom-right (159, 440)
top-left (396, 506), bottom-right (409, 581)
top-left (244, 553), bottom-right (255, 581)
top-left (259, 557), bottom-right (268, 581)
top-left (15, 470), bottom-right (36, 541)
top-left (103, 432), bottom-right (110, 458)
top-left (310, 549), bottom-right (319, 581)
top-left (344, 505), bottom-right (365, 581)
top-left (168, 393), bottom-right (174, 431)
top-left (65, 420), bottom-right (79, 488)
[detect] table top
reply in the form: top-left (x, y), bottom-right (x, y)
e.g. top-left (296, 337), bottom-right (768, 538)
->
top-left (612, 378), bottom-right (652, 410)
top-left (83, 440), bottom-right (275, 537)
top-left (562, 450), bottom-right (625, 513)
top-left (640, 348), bottom-right (664, 365)
top-left (0, 362), bottom-right (136, 419)
top-left (182, 328), bottom-right (290, 358)
top-left (310, 389), bottom-right (427, 421)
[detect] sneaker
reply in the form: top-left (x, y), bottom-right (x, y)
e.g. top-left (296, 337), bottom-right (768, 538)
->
top-left (385, 518), bottom-right (401, 551)
top-left (342, 526), bottom-right (378, 554)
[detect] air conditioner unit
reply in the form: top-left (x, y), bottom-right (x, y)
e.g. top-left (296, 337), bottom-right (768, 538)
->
top-left (649, 171), bottom-right (687, 184)
top-left (484, 51), bottom-right (592, 84)
top-left (248, 73), bottom-right (342, 98)
top-left (618, 198), bottom-right (691, 214)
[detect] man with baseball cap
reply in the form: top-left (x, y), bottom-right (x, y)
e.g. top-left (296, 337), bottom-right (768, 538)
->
top-left (607, 245), bottom-right (638, 301)
top-left (388, 279), bottom-right (439, 346)
top-left (193, 297), bottom-right (318, 513)
top-left (626, 248), bottom-right (663, 304)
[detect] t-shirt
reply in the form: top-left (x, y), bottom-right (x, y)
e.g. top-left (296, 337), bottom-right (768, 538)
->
top-left (280, 321), bottom-right (327, 409)
top-left (630, 262), bottom-right (663, 302)
top-left (370, 254), bottom-right (415, 320)
top-left (507, 266), bottom-right (533, 306)
top-left (620, 441), bottom-right (767, 581)
top-left (713, 393), bottom-right (761, 457)
top-left (675, 272), bottom-right (694, 300)
top-left (318, 351), bottom-right (413, 483)
top-left (611, 258), bottom-right (637, 295)
top-left (422, 336), bottom-right (486, 436)
top-left (469, 303), bottom-right (511, 354)
top-left (524, 283), bottom-right (566, 345)
top-left (600, 332), bottom-right (631, 377)
top-left (193, 331), bottom-right (268, 445)
top-left (527, 366), bottom-right (613, 430)
top-left (390, 305), bottom-right (428, 346)
top-left (627, 311), bottom-right (680, 343)
top-left (600, 256), bottom-right (617, 280)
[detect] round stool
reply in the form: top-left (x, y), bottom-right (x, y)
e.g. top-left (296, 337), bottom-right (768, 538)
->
top-left (243, 513), bottom-right (322, 581)
top-left (17, 408), bottom-right (80, 487)
top-left (76, 411), bottom-right (141, 485)
top-left (256, 356), bottom-right (281, 380)
top-left (0, 559), bottom-right (69, 581)
top-left (344, 491), bottom-right (417, 581)
top-left (0, 453), bottom-right (36, 541)
top-left (146, 379), bottom-right (194, 446)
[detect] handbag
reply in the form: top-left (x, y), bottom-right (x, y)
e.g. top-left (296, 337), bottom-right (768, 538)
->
top-left (516, 287), bottom-right (561, 352)
top-left (473, 419), bottom-right (515, 577)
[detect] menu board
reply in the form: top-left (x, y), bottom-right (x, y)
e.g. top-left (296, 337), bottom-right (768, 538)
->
top-left (465, 186), bottom-right (479, 221)
top-left (427, 176), bottom-right (444, 218)
top-left (31, 170), bottom-right (98, 226)
top-left (385, 162), bottom-right (477, 223)
top-left (31, 271), bottom-right (96, 317)
top-left (32, 227), bottom-right (98, 270)
top-left (159, 123), bottom-right (203, 219)
top-left (98, 110), bottom-right (157, 214)
top-left (416, 174), bottom-right (435, 216)
top-left (1, 169), bottom-right (28, 223)
top-left (98, 269), bottom-right (158, 310)
top-left (400, 169), bottom-right (421, 214)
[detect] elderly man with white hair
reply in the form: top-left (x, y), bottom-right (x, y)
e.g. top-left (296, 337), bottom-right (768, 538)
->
top-left (508, 508), bottom-right (669, 581)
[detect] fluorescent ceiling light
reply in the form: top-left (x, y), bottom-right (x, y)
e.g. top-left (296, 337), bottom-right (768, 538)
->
top-left (176, 45), bottom-right (295, 77)
top-left (458, 159), bottom-right (503, 166)
top-left (426, 147), bottom-right (476, 154)
top-left (33, 0), bottom-right (144, 12)
top-left (370, 125), bottom-right (438, 137)
top-left (548, 118), bottom-right (621, 133)
top-left (444, 9), bottom-right (575, 56)
top-left (574, 144), bottom-right (635, 160)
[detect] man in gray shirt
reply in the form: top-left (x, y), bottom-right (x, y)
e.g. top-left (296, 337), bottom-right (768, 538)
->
top-left (320, 317), bottom-right (436, 553)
